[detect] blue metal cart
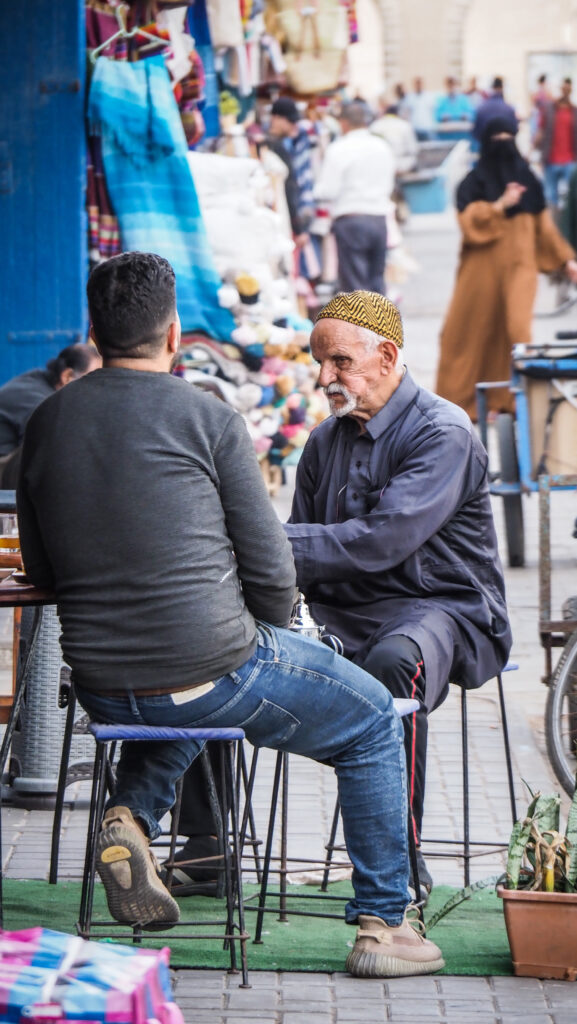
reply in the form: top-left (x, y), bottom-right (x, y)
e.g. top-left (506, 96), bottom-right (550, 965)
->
top-left (477, 339), bottom-right (577, 794)
top-left (476, 337), bottom-right (577, 569)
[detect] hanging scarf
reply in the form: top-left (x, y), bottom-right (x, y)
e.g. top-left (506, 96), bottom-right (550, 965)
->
top-left (457, 115), bottom-right (545, 217)
top-left (88, 55), bottom-right (234, 341)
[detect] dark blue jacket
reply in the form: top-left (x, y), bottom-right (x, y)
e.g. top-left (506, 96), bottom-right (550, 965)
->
top-left (285, 372), bottom-right (512, 689)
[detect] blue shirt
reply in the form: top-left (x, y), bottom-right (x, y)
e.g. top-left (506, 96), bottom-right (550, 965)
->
top-left (285, 372), bottom-right (512, 689)
top-left (435, 93), bottom-right (473, 123)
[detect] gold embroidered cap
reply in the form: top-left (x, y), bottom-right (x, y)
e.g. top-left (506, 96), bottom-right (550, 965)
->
top-left (315, 291), bottom-right (404, 348)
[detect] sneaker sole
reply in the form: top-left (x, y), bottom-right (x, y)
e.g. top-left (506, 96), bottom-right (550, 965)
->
top-left (96, 825), bottom-right (180, 929)
top-left (345, 950), bottom-right (445, 978)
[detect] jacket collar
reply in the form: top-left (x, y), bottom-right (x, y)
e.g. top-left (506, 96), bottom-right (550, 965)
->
top-left (350, 368), bottom-right (417, 440)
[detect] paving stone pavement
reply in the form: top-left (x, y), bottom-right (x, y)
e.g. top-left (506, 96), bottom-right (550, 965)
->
top-left (1, 208), bottom-right (577, 1021)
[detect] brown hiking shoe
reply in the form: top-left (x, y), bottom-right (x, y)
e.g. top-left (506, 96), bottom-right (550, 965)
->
top-left (96, 806), bottom-right (180, 930)
top-left (345, 912), bottom-right (445, 978)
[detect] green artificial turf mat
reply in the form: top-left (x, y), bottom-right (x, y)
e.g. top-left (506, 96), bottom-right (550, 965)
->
top-left (0, 879), bottom-right (513, 974)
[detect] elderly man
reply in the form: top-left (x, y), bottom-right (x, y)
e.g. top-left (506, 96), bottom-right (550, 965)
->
top-left (18, 252), bottom-right (443, 978)
top-left (284, 291), bottom-right (512, 896)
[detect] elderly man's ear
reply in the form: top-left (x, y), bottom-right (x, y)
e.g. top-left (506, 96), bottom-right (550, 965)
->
top-left (379, 339), bottom-right (401, 373)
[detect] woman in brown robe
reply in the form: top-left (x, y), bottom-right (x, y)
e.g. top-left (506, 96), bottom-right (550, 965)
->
top-left (436, 114), bottom-right (577, 419)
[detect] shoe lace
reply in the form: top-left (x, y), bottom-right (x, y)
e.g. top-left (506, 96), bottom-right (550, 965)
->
top-left (406, 902), bottom-right (427, 937)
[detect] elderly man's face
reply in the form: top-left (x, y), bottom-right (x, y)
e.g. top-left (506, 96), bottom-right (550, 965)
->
top-left (310, 319), bottom-right (398, 423)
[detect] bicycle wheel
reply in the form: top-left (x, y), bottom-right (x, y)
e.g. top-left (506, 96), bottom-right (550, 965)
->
top-left (545, 630), bottom-right (577, 796)
top-left (496, 413), bottom-right (525, 568)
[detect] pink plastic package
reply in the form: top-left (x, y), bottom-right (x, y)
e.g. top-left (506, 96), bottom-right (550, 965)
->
top-left (0, 927), bottom-right (185, 1023)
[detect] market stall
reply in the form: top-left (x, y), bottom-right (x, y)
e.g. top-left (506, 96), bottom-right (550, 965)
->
top-left (84, 0), bottom-right (366, 480)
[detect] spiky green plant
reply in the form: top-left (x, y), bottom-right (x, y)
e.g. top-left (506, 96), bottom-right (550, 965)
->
top-left (505, 782), bottom-right (577, 893)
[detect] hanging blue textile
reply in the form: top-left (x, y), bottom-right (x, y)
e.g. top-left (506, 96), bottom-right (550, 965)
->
top-left (187, 0), bottom-right (220, 139)
top-left (87, 55), bottom-right (234, 340)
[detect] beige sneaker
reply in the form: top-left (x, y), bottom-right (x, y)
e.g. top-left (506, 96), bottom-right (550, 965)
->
top-left (96, 806), bottom-right (180, 930)
top-left (345, 912), bottom-right (445, 978)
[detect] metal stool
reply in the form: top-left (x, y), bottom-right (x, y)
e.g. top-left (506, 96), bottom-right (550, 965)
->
top-left (79, 724), bottom-right (250, 987)
top-left (49, 686), bottom-right (263, 889)
top-left (420, 667), bottom-right (518, 886)
top-left (250, 698), bottom-right (422, 942)
top-left (323, 668), bottom-right (519, 890)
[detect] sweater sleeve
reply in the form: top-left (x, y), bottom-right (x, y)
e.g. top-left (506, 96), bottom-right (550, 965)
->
top-left (535, 207), bottom-right (576, 272)
top-left (458, 202), bottom-right (506, 246)
top-left (214, 414), bottom-right (296, 626)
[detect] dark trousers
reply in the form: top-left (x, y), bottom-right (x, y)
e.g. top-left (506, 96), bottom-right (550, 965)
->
top-left (177, 742), bottom-right (225, 836)
top-left (176, 635), bottom-right (446, 843)
top-left (354, 634), bottom-right (448, 844)
top-left (332, 214), bottom-right (387, 294)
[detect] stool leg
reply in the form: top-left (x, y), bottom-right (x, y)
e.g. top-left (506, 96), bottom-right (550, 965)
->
top-left (200, 745), bottom-right (226, 899)
top-left (239, 746), bottom-right (262, 882)
top-left (220, 744), bottom-right (236, 968)
top-left (279, 752), bottom-right (289, 922)
top-left (496, 673), bottom-right (518, 825)
top-left (163, 777), bottom-right (184, 891)
top-left (407, 807), bottom-right (424, 924)
top-left (0, 607), bottom-right (42, 776)
top-left (78, 741), bottom-right (108, 937)
top-left (49, 689), bottom-right (77, 884)
top-left (222, 741), bottom-right (250, 987)
top-left (461, 689), bottom-right (470, 888)
top-left (254, 749), bottom-right (284, 943)
top-left (320, 796), bottom-right (341, 891)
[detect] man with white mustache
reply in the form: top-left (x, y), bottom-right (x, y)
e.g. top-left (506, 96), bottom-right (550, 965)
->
top-left (284, 290), bottom-right (512, 902)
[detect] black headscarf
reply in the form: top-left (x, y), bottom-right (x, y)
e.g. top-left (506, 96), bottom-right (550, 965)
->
top-left (456, 114), bottom-right (545, 216)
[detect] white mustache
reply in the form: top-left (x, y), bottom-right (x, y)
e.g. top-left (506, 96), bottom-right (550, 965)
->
top-left (324, 382), bottom-right (357, 417)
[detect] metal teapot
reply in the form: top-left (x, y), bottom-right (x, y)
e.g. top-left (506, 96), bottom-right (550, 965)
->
top-left (289, 592), bottom-right (344, 654)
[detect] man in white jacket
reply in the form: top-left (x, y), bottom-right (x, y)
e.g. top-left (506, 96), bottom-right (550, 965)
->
top-left (315, 100), bottom-right (395, 294)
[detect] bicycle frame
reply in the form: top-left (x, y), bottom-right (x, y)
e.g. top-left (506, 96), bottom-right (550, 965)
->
top-left (539, 474), bottom-right (577, 687)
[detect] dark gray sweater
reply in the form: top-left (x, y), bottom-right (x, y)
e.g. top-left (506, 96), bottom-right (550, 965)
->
top-left (0, 369), bottom-right (54, 455)
top-left (17, 368), bottom-right (296, 692)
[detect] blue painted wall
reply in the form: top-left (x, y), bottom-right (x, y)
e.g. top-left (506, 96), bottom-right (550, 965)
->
top-left (0, 0), bottom-right (86, 384)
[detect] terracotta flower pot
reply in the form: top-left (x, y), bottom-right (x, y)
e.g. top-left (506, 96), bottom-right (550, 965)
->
top-left (497, 884), bottom-right (577, 980)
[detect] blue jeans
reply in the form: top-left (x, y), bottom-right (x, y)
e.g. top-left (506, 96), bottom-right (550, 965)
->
top-left (544, 162), bottom-right (576, 208)
top-left (75, 622), bottom-right (410, 925)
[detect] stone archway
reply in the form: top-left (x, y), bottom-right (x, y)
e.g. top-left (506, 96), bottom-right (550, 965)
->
top-left (444, 0), bottom-right (475, 81)
top-left (371, 0), bottom-right (402, 92)
top-left (369, 0), bottom-right (476, 91)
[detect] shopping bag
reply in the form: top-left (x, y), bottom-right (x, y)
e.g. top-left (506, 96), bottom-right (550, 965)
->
top-left (0, 927), bottom-right (184, 1023)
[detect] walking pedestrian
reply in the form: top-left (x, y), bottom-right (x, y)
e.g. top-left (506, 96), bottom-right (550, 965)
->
top-left (436, 114), bottom-right (577, 419)
top-left (540, 78), bottom-right (577, 210)
top-left (314, 100), bottom-right (394, 294)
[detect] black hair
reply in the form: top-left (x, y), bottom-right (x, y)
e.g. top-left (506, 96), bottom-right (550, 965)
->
top-left (45, 344), bottom-right (99, 388)
top-left (86, 252), bottom-right (177, 359)
top-left (492, 76), bottom-right (504, 91)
